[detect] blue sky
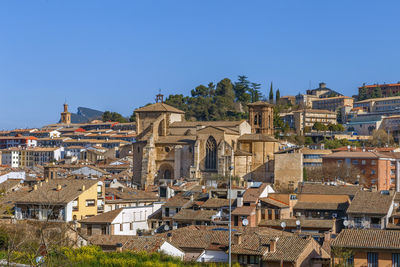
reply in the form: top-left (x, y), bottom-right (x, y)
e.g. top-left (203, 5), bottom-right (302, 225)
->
top-left (1, 0), bottom-right (400, 129)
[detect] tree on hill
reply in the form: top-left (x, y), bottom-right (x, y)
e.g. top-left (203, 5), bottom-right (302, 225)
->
top-left (249, 82), bottom-right (262, 103)
top-left (233, 75), bottom-right (251, 103)
top-left (369, 129), bottom-right (394, 147)
top-left (269, 82), bottom-right (274, 103)
top-left (102, 111), bottom-right (128, 123)
top-left (275, 89), bottom-right (280, 104)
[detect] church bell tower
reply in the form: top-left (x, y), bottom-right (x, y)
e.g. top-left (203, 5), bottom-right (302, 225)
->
top-left (60, 103), bottom-right (71, 124)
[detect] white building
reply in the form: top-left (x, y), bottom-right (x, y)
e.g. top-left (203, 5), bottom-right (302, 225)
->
top-left (80, 203), bottom-right (163, 236)
top-left (1, 149), bottom-right (20, 168)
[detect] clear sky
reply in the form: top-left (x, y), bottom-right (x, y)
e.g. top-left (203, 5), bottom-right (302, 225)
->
top-left (1, 0), bottom-right (400, 129)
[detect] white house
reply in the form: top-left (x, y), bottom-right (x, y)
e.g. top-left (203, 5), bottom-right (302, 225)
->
top-left (80, 203), bottom-right (163, 236)
top-left (1, 149), bottom-right (20, 168)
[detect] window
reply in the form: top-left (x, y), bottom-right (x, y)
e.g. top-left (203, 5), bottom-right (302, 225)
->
top-left (371, 160), bottom-right (377, 165)
top-left (274, 209), bottom-right (280, 220)
top-left (130, 223), bottom-right (133, 230)
top-left (367, 252), bottom-right (378, 267)
top-left (205, 136), bottom-right (217, 170)
top-left (393, 253), bottom-right (400, 267)
top-left (352, 160), bottom-right (359, 165)
top-left (165, 208), bottom-right (170, 217)
top-left (87, 225), bottom-right (92, 236)
top-left (371, 170), bottom-right (376, 175)
top-left (85, 199), bottom-right (95, 207)
top-left (362, 160), bottom-right (366, 165)
top-left (120, 224), bottom-right (123, 231)
top-left (101, 225), bottom-right (107, 235)
top-left (268, 209), bottom-right (272, 220)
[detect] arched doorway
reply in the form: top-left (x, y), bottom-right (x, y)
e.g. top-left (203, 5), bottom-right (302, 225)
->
top-left (159, 164), bottom-right (174, 181)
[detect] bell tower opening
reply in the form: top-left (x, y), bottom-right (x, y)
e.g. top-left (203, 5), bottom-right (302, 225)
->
top-left (248, 101), bottom-right (274, 135)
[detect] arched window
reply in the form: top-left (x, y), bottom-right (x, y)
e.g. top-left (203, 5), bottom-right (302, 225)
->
top-left (205, 136), bottom-right (217, 170)
top-left (163, 169), bottom-right (171, 180)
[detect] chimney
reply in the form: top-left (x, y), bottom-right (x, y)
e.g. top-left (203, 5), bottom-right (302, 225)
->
top-left (237, 193), bottom-right (243, 208)
top-left (45, 178), bottom-right (49, 183)
top-left (270, 237), bottom-right (278, 252)
top-left (115, 243), bottom-right (123, 252)
top-left (202, 186), bottom-right (206, 193)
top-left (39, 182), bottom-right (43, 187)
top-left (256, 207), bottom-right (262, 224)
top-left (56, 184), bottom-right (62, 191)
top-left (324, 231), bottom-right (331, 242)
top-left (167, 233), bottom-right (172, 243)
top-left (190, 194), bottom-right (194, 202)
top-left (82, 185), bottom-right (86, 191)
top-left (319, 82), bottom-right (326, 89)
top-left (233, 233), bottom-right (242, 245)
top-left (33, 184), bottom-right (38, 191)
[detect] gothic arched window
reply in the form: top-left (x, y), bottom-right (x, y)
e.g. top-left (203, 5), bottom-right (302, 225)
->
top-left (205, 136), bottom-right (217, 170)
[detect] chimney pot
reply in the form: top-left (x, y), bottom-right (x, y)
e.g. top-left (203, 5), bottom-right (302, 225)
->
top-left (33, 184), bottom-right (38, 191)
top-left (233, 233), bottom-right (242, 245)
top-left (82, 185), bottom-right (86, 191)
top-left (270, 237), bottom-right (278, 252)
top-left (56, 184), bottom-right (62, 191)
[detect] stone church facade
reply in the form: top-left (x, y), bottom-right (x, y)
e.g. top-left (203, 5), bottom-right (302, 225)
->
top-left (132, 97), bottom-right (279, 189)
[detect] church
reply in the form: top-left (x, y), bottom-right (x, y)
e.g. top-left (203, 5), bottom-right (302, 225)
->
top-left (132, 94), bottom-right (280, 189)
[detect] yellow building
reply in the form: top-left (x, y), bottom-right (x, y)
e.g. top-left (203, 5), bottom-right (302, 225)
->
top-left (14, 178), bottom-right (100, 222)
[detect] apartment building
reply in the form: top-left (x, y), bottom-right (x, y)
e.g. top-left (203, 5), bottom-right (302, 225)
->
top-left (19, 147), bottom-right (63, 167)
top-left (14, 179), bottom-right (99, 222)
top-left (0, 136), bottom-right (37, 149)
top-left (322, 151), bottom-right (396, 191)
top-left (312, 96), bottom-right (353, 112)
top-left (293, 109), bottom-right (337, 134)
top-left (359, 82), bottom-right (400, 98)
top-left (0, 148), bottom-right (20, 168)
top-left (300, 147), bottom-right (332, 168)
top-left (332, 229), bottom-right (400, 267)
top-left (354, 95), bottom-right (400, 113)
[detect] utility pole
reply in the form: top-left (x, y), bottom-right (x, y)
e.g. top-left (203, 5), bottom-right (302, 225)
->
top-left (228, 164), bottom-right (234, 267)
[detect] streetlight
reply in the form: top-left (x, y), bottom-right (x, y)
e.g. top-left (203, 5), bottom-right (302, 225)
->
top-left (228, 165), bottom-right (234, 267)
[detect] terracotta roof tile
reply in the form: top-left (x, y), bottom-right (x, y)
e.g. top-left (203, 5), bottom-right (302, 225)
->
top-left (332, 229), bottom-right (400, 249)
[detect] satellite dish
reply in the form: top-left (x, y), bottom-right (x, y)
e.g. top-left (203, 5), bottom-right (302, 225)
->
top-left (296, 220), bottom-right (301, 226)
top-left (280, 222), bottom-right (286, 229)
top-left (343, 220), bottom-right (349, 227)
top-left (164, 225), bottom-right (170, 231)
top-left (242, 219), bottom-right (249, 226)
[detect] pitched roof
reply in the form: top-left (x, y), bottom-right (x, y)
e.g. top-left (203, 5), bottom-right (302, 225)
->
top-left (322, 151), bottom-right (391, 159)
top-left (259, 197), bottom-right (289, 209)
top-left (332, 229), bottom-right (400, 250)
top-left (79, 208), bottom-right (122, 224)
top-left (347, 191), bottom-right (394, 215)
top-left (169, 120), bottom-right (245, 128)
top-left (296, 183), bottom-right (361, 196)
top-left (259, 218), bottom-right (335, 229)
top-left (15, 179), bottom-right (97, 205)
top-left (135, 103), bottom-right (185, 114)
top-left (201, 198), bottom-right (231, 209)
top-left (247, 101), bottom-right (274, 107)
top-left (243, 183), bottom-right (268, 203)
top-left (294, 201), bottom-right (349, 211)
top-left (105, 187), bottom-right (158, 202)
top-left (231, 233), bottom-right (314, 262)
top-left (232, 205), bottom-right (256, 216)
top-left (172, 209), bottom-right (217, 221)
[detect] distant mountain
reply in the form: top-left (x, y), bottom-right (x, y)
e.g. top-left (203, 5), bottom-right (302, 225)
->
top-left (63, 107), bottom-right (104, 123)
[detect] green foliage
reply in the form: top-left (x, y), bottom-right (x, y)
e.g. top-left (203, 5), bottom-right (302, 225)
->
top-left (102, 111), bottom-right (129, 123)
top-left (164, 76), bottom-right (266, 122)
top-left (0, 245), bottom-right (232, 267)
top-left (313, 122), bottom-right (327, 132)
top-left (323, 138), bottom-right (360, 149)
top-left (275, 89), bottom-right (280, 104)
top-left (358, 86), bottom-right (368, 101)
top-left (269, 82), bottom-right (274, 103)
